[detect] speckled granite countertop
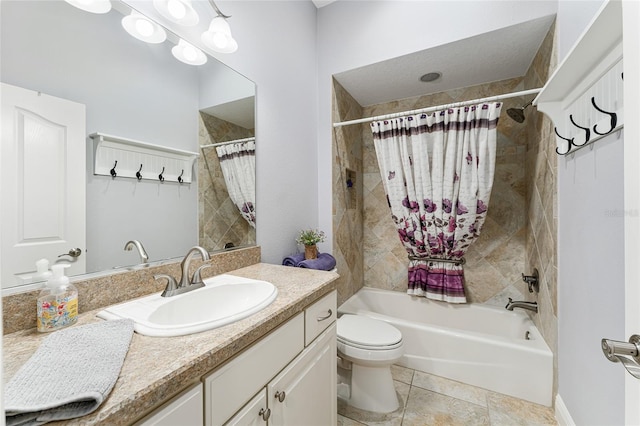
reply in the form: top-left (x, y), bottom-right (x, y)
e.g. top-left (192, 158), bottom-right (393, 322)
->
top-left (3, 263), bottom-right (339, 425)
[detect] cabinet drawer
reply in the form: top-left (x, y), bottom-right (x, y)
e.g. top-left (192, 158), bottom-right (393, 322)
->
top-left (204, 313), bottom-right (304, 426)
top-left (304, 290), bottom-right (336, 346)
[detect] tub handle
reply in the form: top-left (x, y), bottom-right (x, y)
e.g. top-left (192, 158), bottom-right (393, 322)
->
top-left (317, 309), bottom-right (333, 322)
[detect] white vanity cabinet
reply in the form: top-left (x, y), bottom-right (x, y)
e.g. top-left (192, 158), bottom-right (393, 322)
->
top-left (205, 290), bottom-right (337, 426)
top-left (135, 383), bottom-right (204, 426)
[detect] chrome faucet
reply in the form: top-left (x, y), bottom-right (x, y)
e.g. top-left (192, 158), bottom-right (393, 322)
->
top-left (124, 240), bottom-right (149, 263)
top-left (155, 246), bottom-right (211, 297)
top-left (505, 298), bottom-right (538, 313)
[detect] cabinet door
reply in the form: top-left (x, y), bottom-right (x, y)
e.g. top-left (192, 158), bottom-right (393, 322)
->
top-left (225, 389), bottom-right (268, 426)
top-left (136, 383), bottom-right (203, 426)
top-left (268, 323), bottom-right (336, 426)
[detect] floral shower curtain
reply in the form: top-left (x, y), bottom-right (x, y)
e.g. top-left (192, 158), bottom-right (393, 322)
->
top-left (371, 102), bottom-right (502, 303)
top-left (216, 140), bottom-right (256, 228)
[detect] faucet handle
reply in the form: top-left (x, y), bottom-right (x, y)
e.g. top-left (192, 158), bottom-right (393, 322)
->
top-left (155, 274), bottom-right (178, 296)
top-left (192, 264), bottom-right (211, 284)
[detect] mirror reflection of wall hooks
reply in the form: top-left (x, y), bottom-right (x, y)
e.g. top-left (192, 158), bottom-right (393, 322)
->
top-left (110, 160), bottom-right (117, 178)
top-left (555, 95), bottom-right (623, 156)
top-left (178, 169), bottom-right (184, 184)
top-left (136, 164), bottom-right (143, 181)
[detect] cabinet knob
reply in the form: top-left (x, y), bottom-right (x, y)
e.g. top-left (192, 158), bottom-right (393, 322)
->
top-left (258, 407), bottom-right (271, 421)
top-left (275, 390), bottom-right (286, 402)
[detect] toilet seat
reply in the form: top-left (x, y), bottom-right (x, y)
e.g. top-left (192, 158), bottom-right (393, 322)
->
top-left (337, 314), bottom-right (403, 350)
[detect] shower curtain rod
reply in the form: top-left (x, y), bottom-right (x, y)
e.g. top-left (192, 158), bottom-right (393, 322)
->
top-left (200, 136), bottom-right (255, 149)
top-left (332, 88), bottom-right (543, 128)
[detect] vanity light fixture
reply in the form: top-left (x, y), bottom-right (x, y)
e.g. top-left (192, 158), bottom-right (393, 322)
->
top-left (122, 10), bottom-right (167, 44)
top-left (64, 0), bottom-right (112, 14)
top-left (201, 0), bottom-right (238, 54)
top-left (153, 0), bottom-right (199, 26)
top-left (201, 16), bottom-right (238, 53)
top-left (172, 39), bottom-right (207, 65)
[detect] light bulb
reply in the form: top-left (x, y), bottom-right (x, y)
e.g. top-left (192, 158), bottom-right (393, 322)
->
top-left (172, 39), bottom-right (207, 65)
top-left (153, 0), bottom-right (198, 26)
top-left (167, 0), bottom-right (186, 19)
top-left (64, 0), bottom-right (111, 14)
top-left (183, 45), bottom-right (197, 61)
top-left (122, 11), bottom-right (166, 44)
top-left (212, 32), bottom-right (228, 49)
top-left (135, 18), bottom-right (154, 37)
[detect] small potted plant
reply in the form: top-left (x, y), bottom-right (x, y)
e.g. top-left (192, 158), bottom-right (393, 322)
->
top-left (296, 228), bottom-right (326, 260)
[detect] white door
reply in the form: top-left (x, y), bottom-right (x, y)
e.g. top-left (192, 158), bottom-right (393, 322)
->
top-left (1, 83), bottom-right (86, 289)
top-left (623, 1), bottom-right (640, 424)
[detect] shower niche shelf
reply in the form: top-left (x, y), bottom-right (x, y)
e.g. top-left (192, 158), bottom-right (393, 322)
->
top-left (90, 132), bottom-right (199, 184)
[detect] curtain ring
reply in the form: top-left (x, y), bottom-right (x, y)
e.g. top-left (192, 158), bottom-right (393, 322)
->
top-left (136, 164), bottom-right (143, 181)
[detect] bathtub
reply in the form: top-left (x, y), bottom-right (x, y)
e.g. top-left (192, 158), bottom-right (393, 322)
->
top-left (338, 287), bottom-right (553, 406)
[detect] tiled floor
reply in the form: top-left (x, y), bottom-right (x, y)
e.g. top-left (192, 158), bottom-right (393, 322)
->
top-left (338, 365), bottom-right (557, 426)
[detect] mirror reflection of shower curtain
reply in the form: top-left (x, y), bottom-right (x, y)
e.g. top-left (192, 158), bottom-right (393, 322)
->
top-left (216, 141), bottom-right (256, 228)
top-left (371, 102), bottom-right (502, 303)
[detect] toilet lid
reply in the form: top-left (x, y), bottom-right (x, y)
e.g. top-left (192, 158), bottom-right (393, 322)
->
top-left (337, 314), bottom-right (402, 348)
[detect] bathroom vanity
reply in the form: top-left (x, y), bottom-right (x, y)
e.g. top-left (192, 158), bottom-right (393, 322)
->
top-left (3, 262), bottom-right (338, 425)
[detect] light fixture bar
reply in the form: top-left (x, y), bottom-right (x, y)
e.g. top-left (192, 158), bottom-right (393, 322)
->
top-left (207, 0), bottom-right (230, 18)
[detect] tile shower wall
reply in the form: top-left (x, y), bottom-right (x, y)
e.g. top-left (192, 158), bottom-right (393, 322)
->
top-left (332, 79), bottom-right (365, 306)
top-left (524, 21), bottom-right (558, 397)
top-left (198, 113), bottom-right (256, 252)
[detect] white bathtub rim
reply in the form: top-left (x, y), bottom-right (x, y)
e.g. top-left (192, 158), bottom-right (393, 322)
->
top-left (338, 287), bottom-right (552, 354)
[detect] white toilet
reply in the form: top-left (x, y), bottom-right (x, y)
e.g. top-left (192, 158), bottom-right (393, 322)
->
top-left (336, 314), bottom-right (404, 413)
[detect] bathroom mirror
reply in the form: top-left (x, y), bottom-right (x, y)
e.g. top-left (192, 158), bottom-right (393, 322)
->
top-left (0, 0), bottom-right (256, 290)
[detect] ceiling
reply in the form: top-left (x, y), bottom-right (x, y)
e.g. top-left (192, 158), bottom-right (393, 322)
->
top-left (333, 15), bottom-right (555, 107)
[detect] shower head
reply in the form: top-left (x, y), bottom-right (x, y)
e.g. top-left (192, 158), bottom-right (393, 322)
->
top-left (506, 100), bottom-right (534, 123)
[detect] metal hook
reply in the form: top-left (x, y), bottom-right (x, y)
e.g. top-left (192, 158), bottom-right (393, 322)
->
top-left (110, 160), bottom-right (117, 178)
top-left (158, 166), bottom-right (165, 182)
top-left (591, 96), bottom-right (618, 135)
top-left (554, 127), bottom-right (574, 156)
top-left (569, 114), bottom-right (591, 146)
top-left (178, 169), bottom-right (184, 184)
top-left (136, 164), bottom-right (143, 181)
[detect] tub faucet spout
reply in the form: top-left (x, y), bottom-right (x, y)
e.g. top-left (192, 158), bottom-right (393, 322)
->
top-left (505, 298), bottom-right (538, 313)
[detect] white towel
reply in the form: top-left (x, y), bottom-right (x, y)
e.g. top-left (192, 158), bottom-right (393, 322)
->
top-left (5, 319), bottom-right (134, 426)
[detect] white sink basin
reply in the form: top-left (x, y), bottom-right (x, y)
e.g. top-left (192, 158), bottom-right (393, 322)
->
top-left (97, 274), bottom-right (277, 337)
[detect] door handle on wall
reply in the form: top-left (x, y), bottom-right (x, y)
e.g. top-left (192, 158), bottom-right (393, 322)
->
top-left (602, 335), bottom-right (640, 379)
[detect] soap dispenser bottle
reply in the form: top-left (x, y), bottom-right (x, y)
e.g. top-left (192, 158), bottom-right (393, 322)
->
top-left (37, 264), bottom-right (78, 332)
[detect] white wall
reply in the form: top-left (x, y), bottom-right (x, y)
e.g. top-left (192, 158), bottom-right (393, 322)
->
top-left (554, 1), bottom-right (625, 425)
top-left (196, 1), bottom-right (320, 263)
top-left (315, 0), bottom-right (558, 251)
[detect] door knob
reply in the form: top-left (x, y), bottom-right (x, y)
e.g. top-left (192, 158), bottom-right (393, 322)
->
top-left (58, 248), bottom-right (82, 258)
